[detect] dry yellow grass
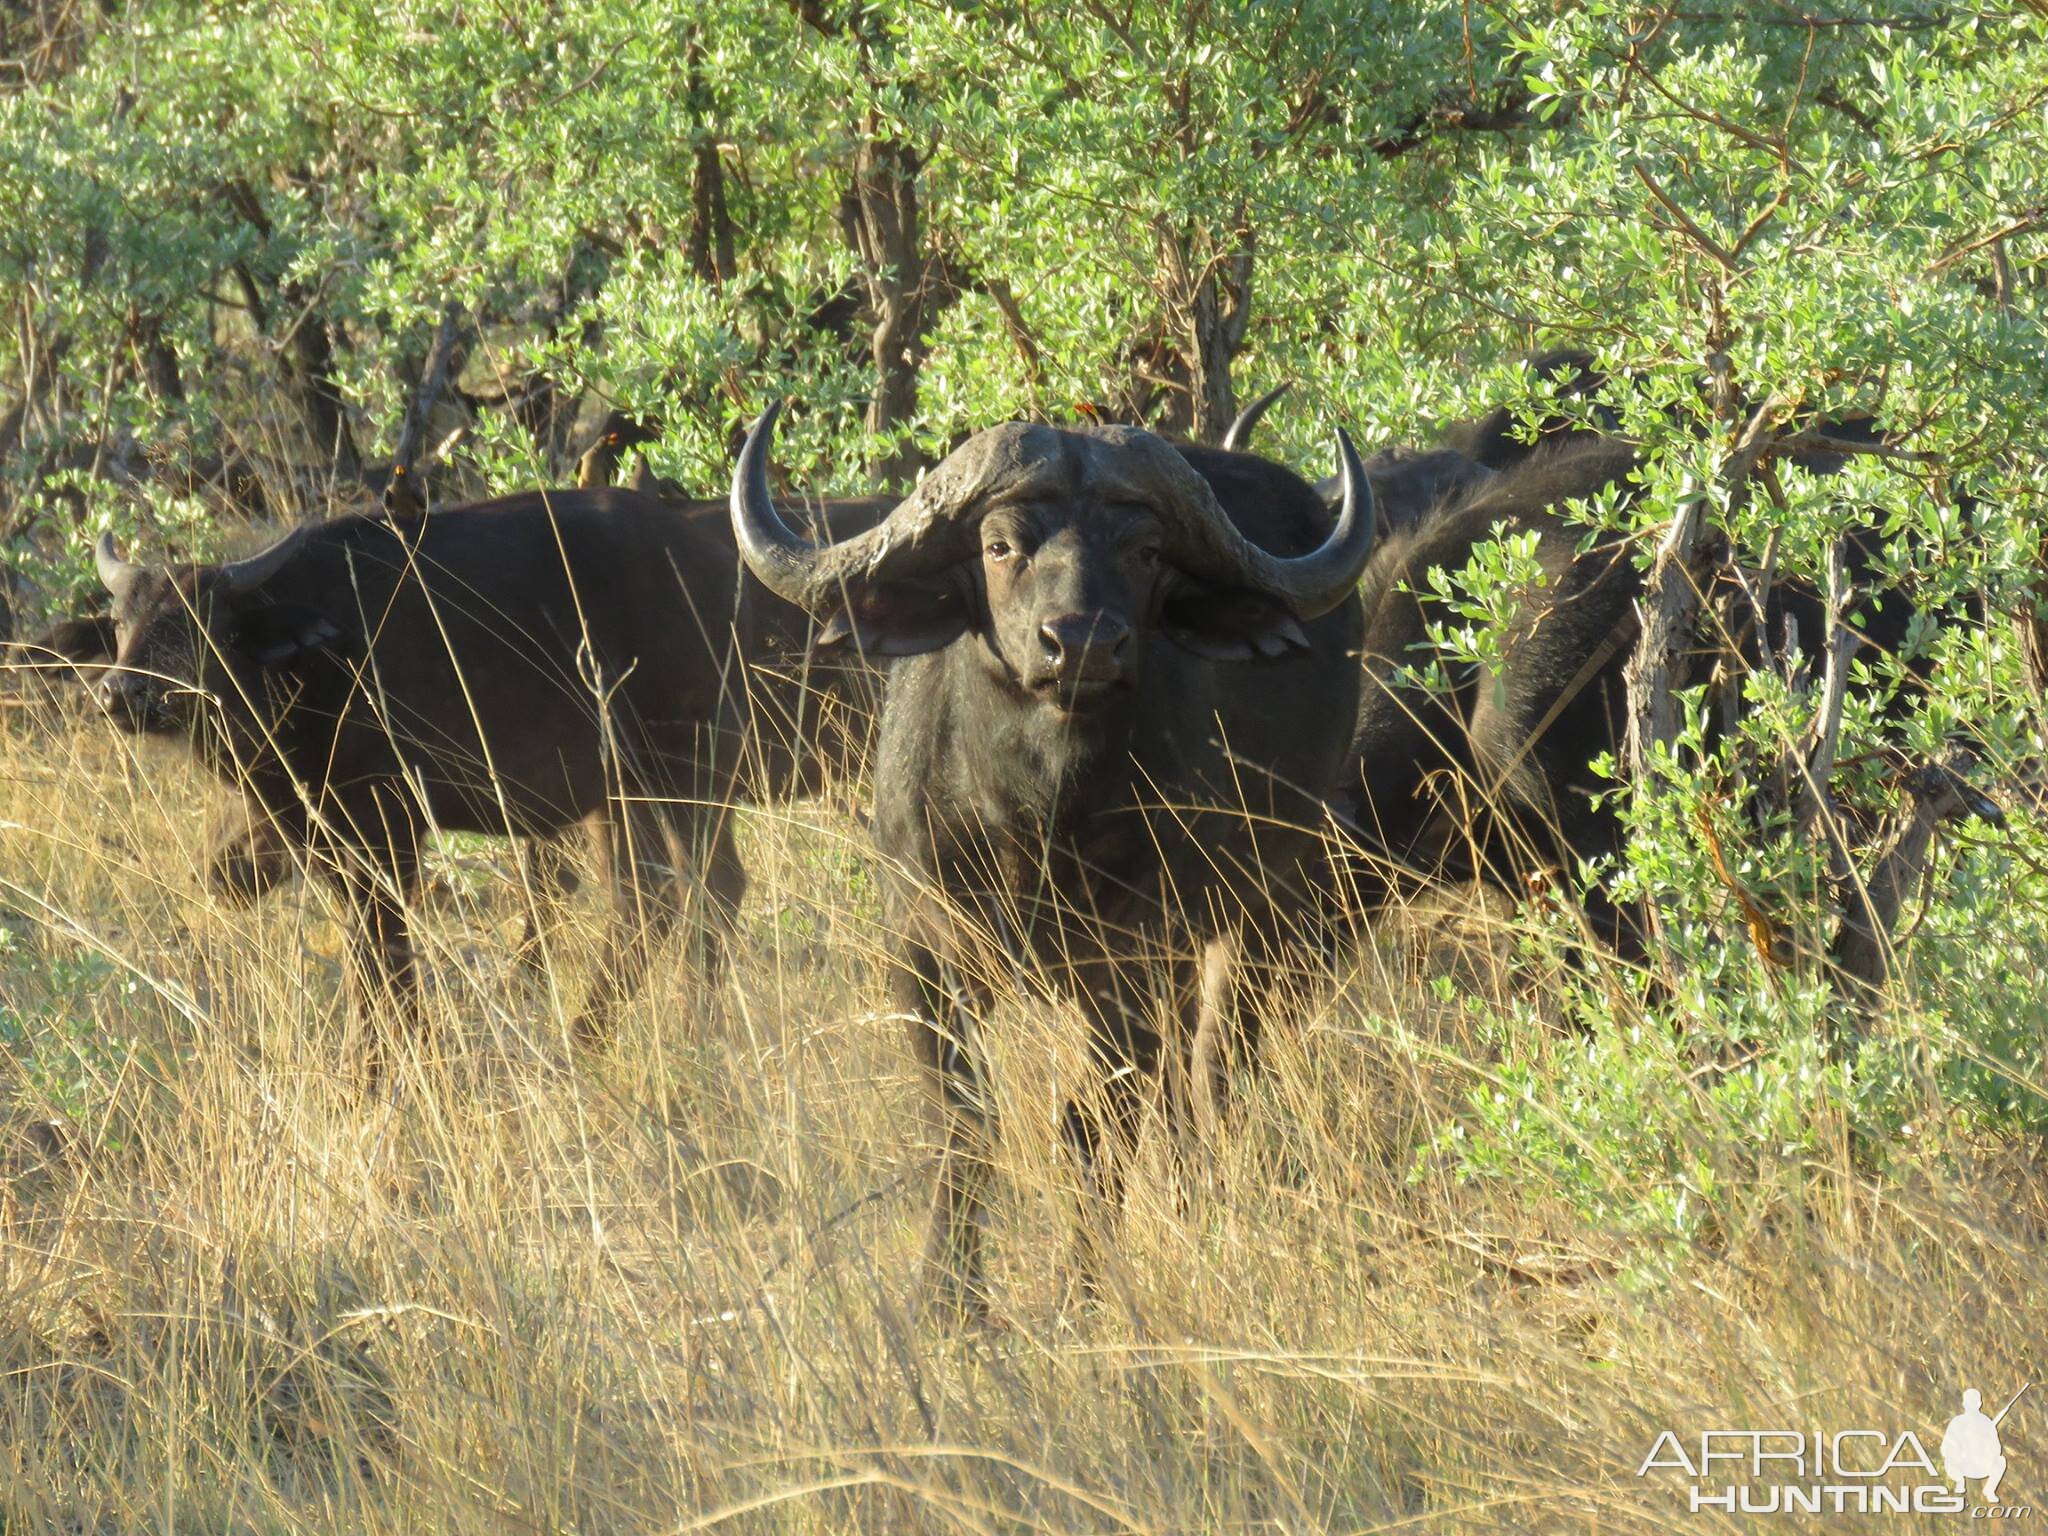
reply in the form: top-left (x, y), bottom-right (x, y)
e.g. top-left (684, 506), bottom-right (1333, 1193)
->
top-left (1, 703), bottom-right (2043, 1533)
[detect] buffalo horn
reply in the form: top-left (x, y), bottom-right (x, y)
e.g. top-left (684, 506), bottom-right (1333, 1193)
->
top-left (732, 402), bottom-right (965, 610)
top-left (1220, 382), bottom-right (1292, 453)
top-left (219, 526), bottom-right (307, 594)
top-left (734, 403), bottom-right (1374, 621)
top-left (94, 532), bottom-right (143, 598)
top-left (731, 400), bottom-right (824, 605)
top-left (1148, 425), bottom-right (1376, 619)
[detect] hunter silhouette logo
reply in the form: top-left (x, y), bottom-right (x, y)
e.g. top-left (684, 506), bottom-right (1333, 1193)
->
top-left (1944, 1386), bottom-right (2028, 1504)
top-left (1637, 1382), bottom-right (2033, 1518)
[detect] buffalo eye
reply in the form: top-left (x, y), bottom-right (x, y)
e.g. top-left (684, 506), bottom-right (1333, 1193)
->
top-left (1136, 544), bottom-right (1162, 567)
top-left (985, 538), bottom-right (1014, 563)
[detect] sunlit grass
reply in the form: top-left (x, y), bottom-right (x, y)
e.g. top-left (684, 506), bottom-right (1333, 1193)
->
top-left (0, 702), bottom-right (2043, 1533)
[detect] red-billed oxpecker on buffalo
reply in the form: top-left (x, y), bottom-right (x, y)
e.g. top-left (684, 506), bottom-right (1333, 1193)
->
top-left (730, 401), bottom-right (1378, 1317)
top-left (575, 413), bottom-right (662, 491)
top-left (91, 491), bottom-right (752, 1061)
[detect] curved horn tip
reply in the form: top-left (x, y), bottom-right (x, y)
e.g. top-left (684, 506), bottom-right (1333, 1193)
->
top-left (221, 525), bottom-right (308, 594)
top-left (730, 397), bottom-right (830, 607)
top-left (1332, 425), bottom-right (1377, 547)
top-left (95, 530), bottom-right (142, 594)
top-left (1222, 381), bottom-right (1293, 453)
top-left (733, 400), bottom-right (785, 508)
top-left (1333, 424), bottom-right (1361, 473)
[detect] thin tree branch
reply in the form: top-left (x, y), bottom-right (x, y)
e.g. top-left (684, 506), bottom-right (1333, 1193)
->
top-left (1792, 537), bottom-right (1856, 840)
top-left (1634, 163), bottom-right (1737, 271)
top-left (391, 301), bottom-right (469, 478)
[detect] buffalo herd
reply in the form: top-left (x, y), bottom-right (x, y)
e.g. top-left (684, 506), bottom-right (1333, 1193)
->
top-left (3, 352), bottom-right (1974, 1313)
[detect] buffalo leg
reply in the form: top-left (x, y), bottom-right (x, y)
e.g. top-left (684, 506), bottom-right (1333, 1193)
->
top-left (511, 834), bottom-right (583, 976)
top-left (899, 940), bottom-right (996, 1320)
top-left (320, 798), bottom-right (425, 1079)
top-left (343, 874), bottom-right (418, 1086)
top-left (340, 873), bottom-right (419, 1012)
top-left (308, 791), bottom-right (424, 1015)
top-left (1056, 961), bottom-right (1164, 1301)
top-left (572, 801), bottom-right (683, 1044)
top-left (661, 799), bottom-right (747, 981)
top-left (206, 791), bottom-right (296, 904)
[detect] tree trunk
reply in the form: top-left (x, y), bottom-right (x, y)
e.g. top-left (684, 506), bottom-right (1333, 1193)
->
top-left (683, 37), bottom-right (737, 287)
top-left (789, 4), bottom-right (956, 489)
top-left (485, 254), bottom-right (607, 477)
top-left (0, 331), bottom-right (68, 469)
top-left (130, 313), bottom-right (184, 403)
top-left (221, 180), bottom-right (361, 483)
top-left (848, 130), bottom-right (942, 491)
top-left (1151, 218), bottom-right (1255, 443)
top-left (1189, 230), bottom-right (1254, 445)
top-left (1830, 752), bottom-right (2002, 1021)
top-left (279, 279), bottom-right (361, 484)
top-left (1623, 390), bottom-right (1795, 783)
top-left (390, 302), bottom-right (469, 478)
top-left (1621, 470), bottom-right (1713, 785)
top-left (689, 139), bottom-right (737, 285)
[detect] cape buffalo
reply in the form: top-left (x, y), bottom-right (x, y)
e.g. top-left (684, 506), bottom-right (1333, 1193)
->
top-left (94, 467), bottom-right (886, 1060)
top-left (1334, 432), bottom-right (1969, 958)
top-left (1335, 437), bottom-right (1644, 946)
top-left (730, 403), bottom-right (1377, 1315)
top-left (17, 605), bottom-right (582, 956)
top-left (93, 491), bottom-right (754, 1054)
top-left (5, 614), bottom-right (118, 704)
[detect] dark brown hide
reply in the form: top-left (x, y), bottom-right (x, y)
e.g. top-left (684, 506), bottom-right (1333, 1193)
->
top-left (97, 490), bottom-right (750, 1049)
top-left (732, 414), bottom-right (1377, 1316)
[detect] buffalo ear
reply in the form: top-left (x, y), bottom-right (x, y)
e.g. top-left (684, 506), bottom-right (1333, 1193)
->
top-left (814, 577), bottom-right (971, 658)
top-left (230, 603), bottom-right (345, 667)
top-left (1161, 587), bottom-right (1313, 662)
top-left (41, 615), bottom-right (118, 666)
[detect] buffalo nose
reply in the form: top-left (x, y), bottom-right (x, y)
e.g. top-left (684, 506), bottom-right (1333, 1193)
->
top-left (98, 671), bottom-right (147, 718)
top-left (1037, 614), bottom-right (1129, 682)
